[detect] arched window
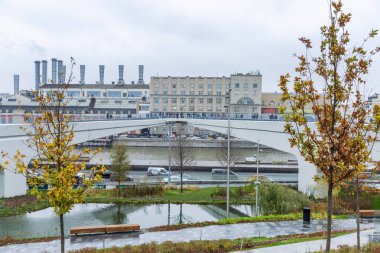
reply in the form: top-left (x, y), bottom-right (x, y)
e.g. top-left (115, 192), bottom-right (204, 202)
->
top-left (237, 97), bottom-right (254, 105)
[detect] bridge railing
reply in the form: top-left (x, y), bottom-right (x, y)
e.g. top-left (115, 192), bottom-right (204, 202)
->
top-left (0, 112), bottom-right (317, 124)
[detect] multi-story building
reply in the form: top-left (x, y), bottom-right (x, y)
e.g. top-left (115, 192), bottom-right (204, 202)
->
top-left (150, 71), bottom-right (262, 118)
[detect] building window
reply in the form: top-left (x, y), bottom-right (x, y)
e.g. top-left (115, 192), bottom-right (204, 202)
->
top-left (171, 106), bottom-right (177, 111)
top-left (216, 98), bottom-right (222, 104)
top-left (189, 106), bottom-right (194, 111)
top-left (162, 98), bottom-right (168, 104)
top-left (190, 83), bottom-right (195, 91)
top-left (199, 91), bottom-right (203, 95)
top-left (269, 101), bottom-right (275, 105)
top-left (198, 98), bottom-right (204, 104)
top-left (253, 83), bottom-right (258, 89)
top-left (154, 98), bottom-right (159, 104)
top-left (208, 84), bottom-right (213, 90)
top-left (189, 98), bottom-right (194, 104)
top-left (198, 106), bottom-right (204, 111)
top-left (128, 91), bottom-right (142, 97)
top-left (67, 90), bottom-right (81, 97)
top-left (244, 83), bottom-right (248, 90)
top-left (180, 106), bottom-right (186, 111)
top-left (207, 106), bottom-right (213, 112)
top-left (107, 91), bottom-right (121, 97)
top-left (180, 98), bottom-right (186, 104)
top-left (207, 98), bottom-right (213, 104)
top-left (163, 107), bottom-right (167, 112)
top-left (87, 91), bottom-right (101, 97)
top-left (235, 83), bottom-right (240, 89)
top-left (244, 107), bottom-right (248, 113)
top-left (234, 107), bottom-right (239, 113)
top-left (172, 98), bottom-right (177, 104)
top-left (190, 91), bottom-right (195, 95)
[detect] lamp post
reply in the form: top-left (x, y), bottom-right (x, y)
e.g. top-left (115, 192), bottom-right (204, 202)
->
top-left (225, 88), bottom-right (231, 218)
top-left (167, 123), bottom-right (172, 184)
top-left (255, 140), bottom-right (261, 216)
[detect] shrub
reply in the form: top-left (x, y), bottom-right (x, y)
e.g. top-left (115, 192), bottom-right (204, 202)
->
top-left (258, 182), bottom-right (310, 214)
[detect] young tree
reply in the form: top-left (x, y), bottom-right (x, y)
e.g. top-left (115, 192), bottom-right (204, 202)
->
top-left (278, 1), bottom-right (380, 252)
top-left (109, 143), bottom-right (131, 197)
top-left (3, 58), bottom-right (104, 253)
top-left (172, 126), bottom-right (195, 193)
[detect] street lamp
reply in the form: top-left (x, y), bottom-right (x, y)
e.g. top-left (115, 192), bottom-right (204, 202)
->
top-left (224, 88), bottom-right (232, 218)
top-left (254, 140), bottom-right (262, 217)
top-left (167, 123), bottom-right (173, 184)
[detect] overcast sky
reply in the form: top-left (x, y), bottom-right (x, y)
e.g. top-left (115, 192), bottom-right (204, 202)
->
top-left (0, 0), bottom-right (379, 94)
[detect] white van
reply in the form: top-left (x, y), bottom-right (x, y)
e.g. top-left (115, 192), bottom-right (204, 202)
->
top-left (147, 167), bottom-right (169, 176)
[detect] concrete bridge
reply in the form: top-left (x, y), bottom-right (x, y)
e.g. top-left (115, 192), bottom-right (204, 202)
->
top-left (1, 117), bottom-right (377, 198)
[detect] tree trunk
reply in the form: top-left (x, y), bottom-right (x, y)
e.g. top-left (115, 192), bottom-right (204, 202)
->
top-left (118, 179), bottom-right (121, 197)
top-left (59, 214), bottom-right (65, 253)
top-left (180, 170), bottom-right (183, 193)
top-left (325, 180), bottom-right (333, 253)
top-left (356, 176), bottom-right (361, 251)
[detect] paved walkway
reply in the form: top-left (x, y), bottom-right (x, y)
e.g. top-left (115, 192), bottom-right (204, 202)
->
top-left (0, 219), bottom-right (373, 253)
top-left (235, 229), bottom-right (373, 253)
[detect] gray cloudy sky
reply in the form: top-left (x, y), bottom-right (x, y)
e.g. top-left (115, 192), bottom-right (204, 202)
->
top-left (0, 0), bottom-right (379, 94)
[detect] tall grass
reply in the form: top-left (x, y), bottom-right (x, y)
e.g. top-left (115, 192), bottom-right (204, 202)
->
top-left (258, 183), bottom-right (310, 214)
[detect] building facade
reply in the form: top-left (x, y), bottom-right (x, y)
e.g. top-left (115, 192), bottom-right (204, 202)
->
top-left (150, 72), bottom-right (262, 118)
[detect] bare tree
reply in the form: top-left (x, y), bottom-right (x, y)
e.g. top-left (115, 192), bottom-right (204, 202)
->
top-left (172, 126), bottom-right (195, 193)
top-left (217, 137), bottom-right (240, 171)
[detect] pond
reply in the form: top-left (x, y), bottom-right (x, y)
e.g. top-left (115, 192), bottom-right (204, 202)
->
top-left (0, 203), bottom-right (256, 238)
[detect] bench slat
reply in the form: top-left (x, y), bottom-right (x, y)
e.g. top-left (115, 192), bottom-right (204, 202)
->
top-left (70, 224), bottom-right (140, 235)
top-left (106, 224), bottom-right (140, 233)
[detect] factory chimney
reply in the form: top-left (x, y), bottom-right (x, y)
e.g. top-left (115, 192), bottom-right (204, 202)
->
top-left (41, 60), bottom-right (47, 84)
top-left (137, 65), bottom-right (144, 84)
top-left (14, 75), bottom-right (19, 95)
top-left (99, 65), bottom-right (105, 84)
top-left (118, 65), bottom-right (124, 84)
top-left (57, 60), bottom-right (63, 84)
top-left (34, 60), bottom-right (41, 90)
top-left (80, 65), bottom-right (85, 84)
top-left (51, 58), bottom-right (57, 84)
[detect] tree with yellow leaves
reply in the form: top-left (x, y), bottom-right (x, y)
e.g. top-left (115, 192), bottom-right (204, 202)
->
top-left (278, 1), bottom-right (380, 252)
top-left (3, 58), bottom-right (104, 253)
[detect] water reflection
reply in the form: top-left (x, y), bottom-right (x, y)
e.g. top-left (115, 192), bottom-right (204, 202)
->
top-left (0, 203), bottom-right (255, 238)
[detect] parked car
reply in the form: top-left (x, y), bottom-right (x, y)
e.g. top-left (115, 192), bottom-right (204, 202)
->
top-left (211, 168), bottom-right (239, 179)
top-left (147, 167), bottom-right (169, 176)
top-left (216, 136), bottom-right (225, 140)
top-left (163, 174), bottom-right (191, 182)
top-left (95, 169), bottom-right (112, 179)
top-left (245, 156), bottom-right (257, 163)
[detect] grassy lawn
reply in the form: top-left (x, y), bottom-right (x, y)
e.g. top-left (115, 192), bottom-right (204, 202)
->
top-left (373, 195), bottom-right (380, 209)
top-left (84, 186), bottom-right (255, 204)
top-left (68, 230), bottom-right (354, 253)
top-left (0, 195), bottom-right (49, 218)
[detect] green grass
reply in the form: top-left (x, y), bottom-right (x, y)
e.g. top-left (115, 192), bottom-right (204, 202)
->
top-left (0, 197), bottom-right (49, 218)
top-left (68, 230), bottom-right (354, 253)
top-left (373, 195), bottom-right (380, 209)
top-left (84, 187), bottom-right (254, 205)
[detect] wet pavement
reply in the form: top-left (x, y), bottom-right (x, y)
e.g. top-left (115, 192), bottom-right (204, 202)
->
top-left (0, 219), bottom-right (373, 253)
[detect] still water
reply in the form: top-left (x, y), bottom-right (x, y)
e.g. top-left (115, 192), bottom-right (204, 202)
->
top-left (0, 203), bottom-right (256, 238)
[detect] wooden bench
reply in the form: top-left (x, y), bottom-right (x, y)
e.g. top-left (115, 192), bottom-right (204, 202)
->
top-left (70, 225), bottom-right (106, 235)
top-left (359, 210), bottom-right (375, 218)
top-left (70, 224), bottom-right (140, 235)
top-left (105, 224), bottom-right (140, 233)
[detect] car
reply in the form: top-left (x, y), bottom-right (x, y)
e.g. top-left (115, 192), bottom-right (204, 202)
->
top-left (163, 174), bottom-right (191, 182)
top-left (147, 167), bottom-right (169, 176)
top-left (245, 156), bottom-right (257, 163)
top-left (211, 168), bottom-right (239, 179)
top-left (95, 169), bottom-right (112, 179)
top-left (216, 136), bottom-right (225, 140)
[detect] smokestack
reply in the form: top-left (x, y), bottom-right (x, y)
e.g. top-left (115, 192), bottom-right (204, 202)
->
top-left (14, 75), bottom-right (19, 95)
top-left (99, 65), bottom-right (105, 84)
top-left (80, 65), bottom-right (85, 84)
top-left (41, 60), bottom-right (47, 84)
top-left (118, 65), bottom-right (124, 84)
top-left (51, 58), bottom-right (57, 84)
top-left (57, 60), bottom-right (63, 84)
top-left (62, 65), bottom-right (66, 84)
top-left (34, 60), bottom-right (41, 90)
top-left (138, 65), bottom-right (144, 84)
